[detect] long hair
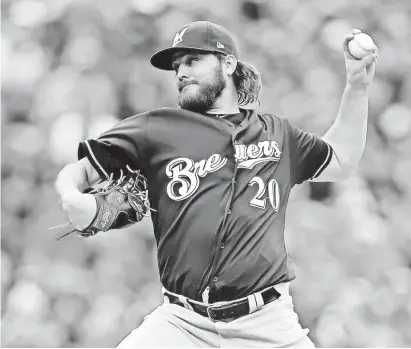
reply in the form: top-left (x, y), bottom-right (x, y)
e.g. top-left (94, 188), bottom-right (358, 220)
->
top-left (215, 53), bottom-right (262, 106)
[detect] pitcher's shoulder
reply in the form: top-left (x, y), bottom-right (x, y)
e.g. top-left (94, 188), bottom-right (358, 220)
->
top-left (258, 111), bottom-right (285, 121)
top-left (149, 107), bottom-right (185, 116)
top-left (257, 111), bottom-right (292, 128)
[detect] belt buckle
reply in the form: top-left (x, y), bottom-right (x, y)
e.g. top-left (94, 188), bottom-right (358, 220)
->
top-left (184, 302), bottom-right (194, 311)
top-left (206, 304), bottom-right (219, 320)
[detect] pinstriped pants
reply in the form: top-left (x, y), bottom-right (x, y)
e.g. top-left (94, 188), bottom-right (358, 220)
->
top-left (117, 282), bottom-right (315, 348)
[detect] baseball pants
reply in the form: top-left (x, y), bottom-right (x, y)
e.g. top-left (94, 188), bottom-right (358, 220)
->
top-left (117, 282), bottom-right (315, 348)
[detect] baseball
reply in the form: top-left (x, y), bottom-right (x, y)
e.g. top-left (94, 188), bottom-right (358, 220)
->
top-left (348, 32), bottom-right (375, 59)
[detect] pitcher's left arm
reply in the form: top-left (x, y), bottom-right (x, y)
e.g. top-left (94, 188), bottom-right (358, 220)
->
top-left (311, 29), bottom-right (379, 183)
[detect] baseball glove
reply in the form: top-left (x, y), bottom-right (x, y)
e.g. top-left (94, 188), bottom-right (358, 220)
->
top-left (53, 166), bottom-right (152, 241)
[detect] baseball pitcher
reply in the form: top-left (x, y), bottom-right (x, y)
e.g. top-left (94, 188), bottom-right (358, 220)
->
top-left (55, 21), bottom-right (378, 347)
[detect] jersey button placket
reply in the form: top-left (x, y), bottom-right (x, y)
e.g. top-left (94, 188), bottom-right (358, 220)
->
top-left (213, 276), bottom-right (219, 283)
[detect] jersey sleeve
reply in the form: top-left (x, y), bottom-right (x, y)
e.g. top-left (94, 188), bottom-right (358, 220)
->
top-left (286, 119), bottom-right (333, 186)
top-left (78, 112), bottom-right (149, 180)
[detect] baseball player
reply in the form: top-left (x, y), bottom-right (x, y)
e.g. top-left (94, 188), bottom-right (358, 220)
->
top-left (55, 21), bottom-right (378, 347)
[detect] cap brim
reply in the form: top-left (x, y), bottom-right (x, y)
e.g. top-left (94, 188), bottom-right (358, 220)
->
top-left (150, 46), bottom-right (226, 70)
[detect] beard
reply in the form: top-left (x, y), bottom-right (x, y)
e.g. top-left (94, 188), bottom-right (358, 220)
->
top-left (177, 64), bottom-right (226, 113)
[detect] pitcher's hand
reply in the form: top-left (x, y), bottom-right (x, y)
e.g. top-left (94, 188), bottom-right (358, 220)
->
top-left (343, 29), bottom-right (379, 89)
top-left (60, 192), bottom-right (97, 230)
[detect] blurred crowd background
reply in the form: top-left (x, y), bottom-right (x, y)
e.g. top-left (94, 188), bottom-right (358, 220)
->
top-left (2, 0), bottom-right (411, 347)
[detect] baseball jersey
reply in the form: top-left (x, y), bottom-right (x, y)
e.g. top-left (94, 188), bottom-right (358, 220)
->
top-left (78, 107), bottom-right (332, 303)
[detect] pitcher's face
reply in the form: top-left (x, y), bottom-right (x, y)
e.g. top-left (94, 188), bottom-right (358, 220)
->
top-left (172, 51), bottom-right (226, 113)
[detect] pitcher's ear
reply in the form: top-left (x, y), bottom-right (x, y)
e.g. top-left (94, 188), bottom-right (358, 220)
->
top-left (223, 54), bottom-right (238, 76)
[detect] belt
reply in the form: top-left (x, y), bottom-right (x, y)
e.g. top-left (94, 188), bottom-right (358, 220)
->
top-left (164, 286), bottom-right (281, 321)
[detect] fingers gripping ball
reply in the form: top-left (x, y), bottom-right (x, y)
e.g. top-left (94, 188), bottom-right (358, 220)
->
top-left (348, 32), bottom-right (375, 59)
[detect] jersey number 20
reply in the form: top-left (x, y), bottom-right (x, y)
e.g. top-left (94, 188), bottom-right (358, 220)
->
top-left (249, 176), bottom-right (280, 211)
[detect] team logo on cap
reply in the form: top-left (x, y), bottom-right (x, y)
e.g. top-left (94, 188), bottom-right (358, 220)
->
top-left (173, 27), bottom-right (188, 46)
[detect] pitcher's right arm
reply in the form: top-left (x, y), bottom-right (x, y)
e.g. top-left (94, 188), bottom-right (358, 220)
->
top-left (54, 112), bottom-right (149, 230)
top-left (54, 157), bottom-right (101, 230)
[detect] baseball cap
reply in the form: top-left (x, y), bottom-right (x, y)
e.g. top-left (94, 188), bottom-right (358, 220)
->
top-left (150, 21), bottom-right (239, 70)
